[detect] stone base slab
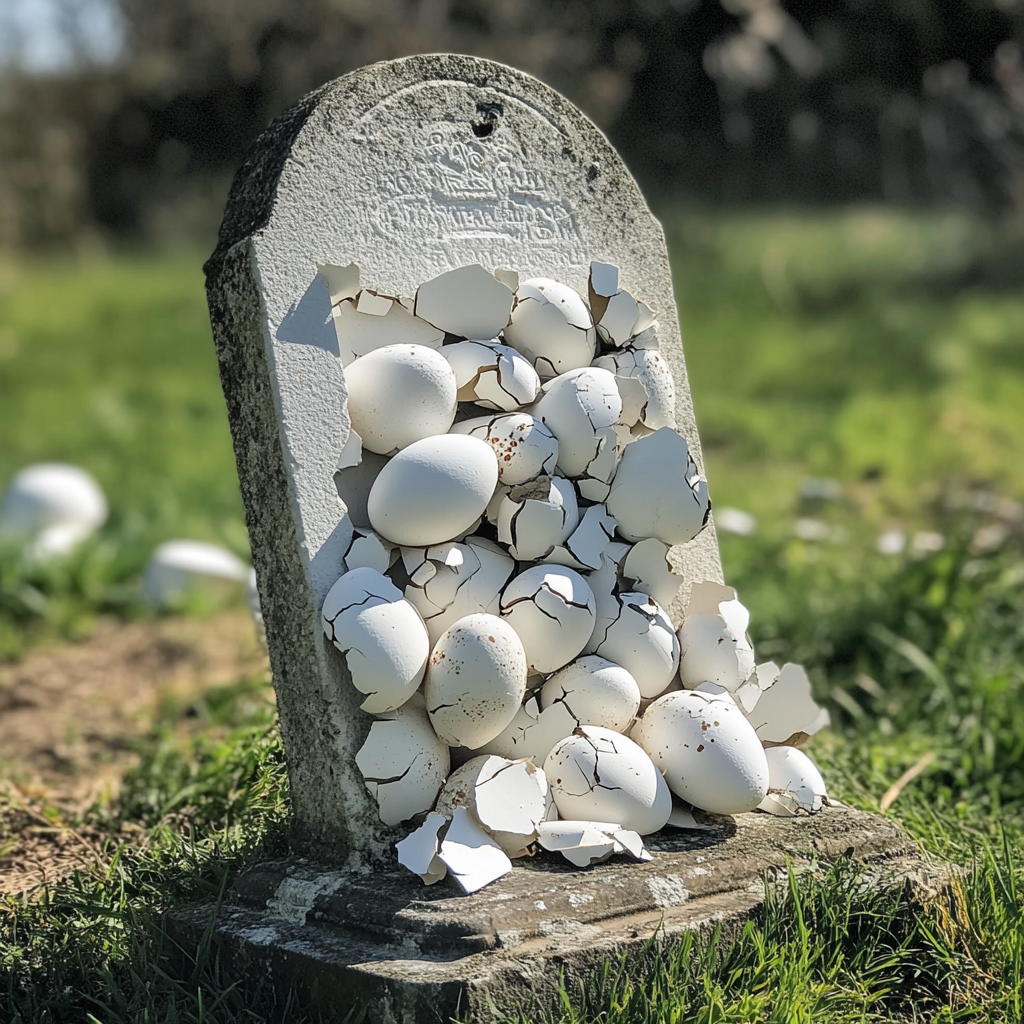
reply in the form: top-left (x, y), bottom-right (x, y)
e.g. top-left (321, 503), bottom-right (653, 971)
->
top-left (164, 807), bottom-right (947, 1023)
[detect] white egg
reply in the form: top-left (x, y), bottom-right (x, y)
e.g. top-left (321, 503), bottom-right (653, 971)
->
top-left (678, 583), bottom-right (756, 691)
top-left (533, 367), bottom-right (622, 480)
top-left (141, 540), bottom-right (249, 608)
top-left (451, 413), bottom-right (558, 485)
top-left (425, 613), bottom-right (528, 748)
top-left (500, 565), bottom-right (597, 674)
top-left (758, 746), bottom-right (828, 816)
top-left (434, 754), bottom-right (549, 858)
top-left (402, 537), bottom-right (515, 646)
top-left (367, 434), bottom-right (498, 546)
top-left (593, 348), bottom-right (676, 430)
top-left (634, 690), bottom-right (769, 814)
top-left (442, 340), bottom-right (541, 411)
top-left (414, 265), bottom-right (515, 339)
top-left (495, 476), bottom-right (579, 561)
top-left (470, 695), bottom-right (579, 765)
top-left (344, 344), bottom-right (457, 455)
top-left (586, 591), bottom-right (680, 699)
top-left (606, 427), bottom-right (710, 545)
top-left (544, 726), bottom-right (671, 835)
top-left (355, 702), bottom-right (450, 825)
top-left (503, 278), bottom-right (596, 378)
top-left (321, 567), bottom-right (430, 713)
top-left (541, 655), bottom-right (641, 733)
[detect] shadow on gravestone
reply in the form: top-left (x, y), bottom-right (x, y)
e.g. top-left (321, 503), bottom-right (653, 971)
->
top-left (169, 54), bottom-right (942, 1024)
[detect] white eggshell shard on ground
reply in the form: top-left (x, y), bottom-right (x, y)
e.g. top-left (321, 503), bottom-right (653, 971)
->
top-left (587, 592), bottom-right (680, 700)
top-left (451, 413), bottom-right (558, 485)
top-left (437, 806), bottom-right (513, 894)
top-left (321, 567), bottom-right (430, 714)
top-left (593, 348), bottom-right (676, 430)
top-left (471, 696), bottom-right (580, 766)
top-left (503, 278), bottom-right (596, 378)
top-left (544, 726), bottom-right (672, 835)
top-left (634, 690), bottom-right (769, 814)
top-left (355, 703), bottom-right (450, 825)
top-left (442, 340), bottom-right (540, 411)
top-left (496, 477), bottom-right (579, 561)
top-left (666, 804), bottom-right (715, 830)
top-left (425, 614), bottom-right (528, 748)
top-left (332, 294), bottom-right (444, 365)
top-left (395, 813), bottom-right (448, 885)
top-left (606, 427), bottom-right (711, 545)
top-left (620, 538), bottom-right (683, 610)
top-left (343, 528), bottom-right (395, 574)
top-left (414, 265), bottom-right (515, 339)
top-left (758, 746), bottom-right (829, 816)
top-left (541, 655), bottom-right (641, 733)
top-left (534, 367), bottom-right (622, 479)
top-left (500, 566), bottom-right (597, 675)
top-left (746, 662), bottom-right (831, 746)
top-left (0, 463), bottom-right (109, 557)
top-left (434, 755), bottom-right (549, 858)
top-left (344, 344), bottom-right (457, 455)
top-left (141, 540), bottom-right (249, 608)
top-left (536, 820), bottom-right (651, 867)
top-left (677, 582), bottom-right (756, 691)
top-left (367, 434), bottom-right (499, 546)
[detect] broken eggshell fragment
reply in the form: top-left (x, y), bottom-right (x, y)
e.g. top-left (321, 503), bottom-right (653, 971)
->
top-left (331, 294), bottom-right (444, 365)
top-left (586, 591), bottom-right (680, 700)
top-left (747, 662), bottom-right (831, 746)
top-left (355, 702), bottom-right (450, 825)
top-left (620, 538), bottom-right (683, 610)
top-left (757, 746), bottom-right (829, 816)
top-left (500, 565), bottom-right (597, 674)
top-left (343, 344), bottom-right (457, 455)
top-left (593, 348), bottom-right (676, 430)
top-left (544, 726), bottom-right (672, 835)
top-left (470, 695), bottom-right (579, 766)
top-left (536, 820), bottom-right (651, 867)
top-left (677, 582), bottom-right (756, 691)
top-left (425, 613), bottom-right (528, 748)
top-left (367, 434), bottom-right (498, 546)
top-left (414, 265), bottom-right (515, 339)
top-left (496, 476), bottom-right (579, 562)
top-left (343, 527), bottom-right (395, 574)
top-left (451, 413), bottom-right (558, 485)
top-left (605, 427), bottom-right (710, 545)
top-left (437, 805), bottom-right (513, 894)
top-left (395, 812), bottom-right (447, 884)
top-left (547, 504), bottom-right (617, 571)
top-left (634, 690), bottom-right (769, 814)
top-left (442, 340), bottom-right (540, 411)
top-left (540, 655), bottom-right (641, 733)
top-left (503, 278), bottom-right (597, 378)
top-left (321, 567), bottom-right (430, 714)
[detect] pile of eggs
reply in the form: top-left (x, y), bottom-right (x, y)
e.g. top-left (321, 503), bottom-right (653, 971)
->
top-left (318, 261), bottom-right (831, 894)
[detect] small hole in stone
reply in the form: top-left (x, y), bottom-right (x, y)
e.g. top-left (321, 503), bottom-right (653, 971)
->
top-left (472, 120), bottom-right (495, 138)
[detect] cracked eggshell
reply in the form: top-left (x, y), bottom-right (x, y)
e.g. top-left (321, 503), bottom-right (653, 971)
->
top-left (537, 820), bottom-right (651, 867)
top-left (367, 434), bottom-right (498, 546)
top-left (541, 655), bottom-right (641, 733)
top-left (544, 726), bottom-right (671, 835)
top-left (534, 367), bottom-right (622, 479)
top-left (344, 528), bottom-right (395, 574)
top-left (344, 345), bottom-right (457, 455)
top-left (434, 754), bottom-right (549, 857)
top-left (757, 746), bottom-right (828, 816)
top-left (395, 813), bottom-right (447, 884)
top-left (593, 348), bottom-right (676, 430)
top-left (470, 695), bottom-right (580, 766)
top-left (678, 583), bottom-right (756, 691)
top-left (496, 476), bottom-right (579, 561)
top-left (587, 592), bottom-right (680, 700)
top-left (437, 805), bottom-right (513, 894)
top-left (415, 265), bottom-right (514, 339)
top-left (332, 295), bottom-right (444, 365)
top-left (503, 278), bottom-right (597, 378)
top-left (747, 662), bottom-right (830, 746)
top-left (321, 567), bottom-right (430, 713)
top-left (355, 703), bottom-right (450, 825)
top-left (596, 290), bottom-right (640, 346)
top-left (451, 413), bottom-right (558, 485)
top-left (634, 690), bottom-right (769, 814)
top-left (606, 428), bottom-right (710, 545)
top-left (547, 505), bottom-right (618, 571)
top-left (500, 565), bottom-right (597, 674)
top-left (442, 340), bottom-right (540, 411)
top-left (620, 538), bottom-right (683, 610)
top-left (425, 614), bottom-right (527, 748)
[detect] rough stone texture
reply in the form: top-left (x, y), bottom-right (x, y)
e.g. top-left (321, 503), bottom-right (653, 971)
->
top-left (166, 806), bottom-right (946, 1024)
top-left (206, 53), bottom-right (721, 866)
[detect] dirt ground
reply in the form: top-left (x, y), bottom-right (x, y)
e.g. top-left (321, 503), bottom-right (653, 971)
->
top-left (0, 610), bottom-right (269, 894)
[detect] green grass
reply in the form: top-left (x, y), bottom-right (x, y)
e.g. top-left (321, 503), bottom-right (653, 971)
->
top-left (1, 208), bottom-right (1024, 1022)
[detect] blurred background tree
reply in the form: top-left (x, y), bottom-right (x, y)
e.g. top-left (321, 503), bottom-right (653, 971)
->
top-left (1, 0), bottom-right (1023, 250)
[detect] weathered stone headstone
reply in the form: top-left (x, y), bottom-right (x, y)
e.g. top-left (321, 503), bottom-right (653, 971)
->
top-left (177, 54), bottom-right (937, 1023)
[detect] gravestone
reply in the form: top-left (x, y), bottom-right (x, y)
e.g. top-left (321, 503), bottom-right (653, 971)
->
top-left (171, 54), bottom-right (939, 1023)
